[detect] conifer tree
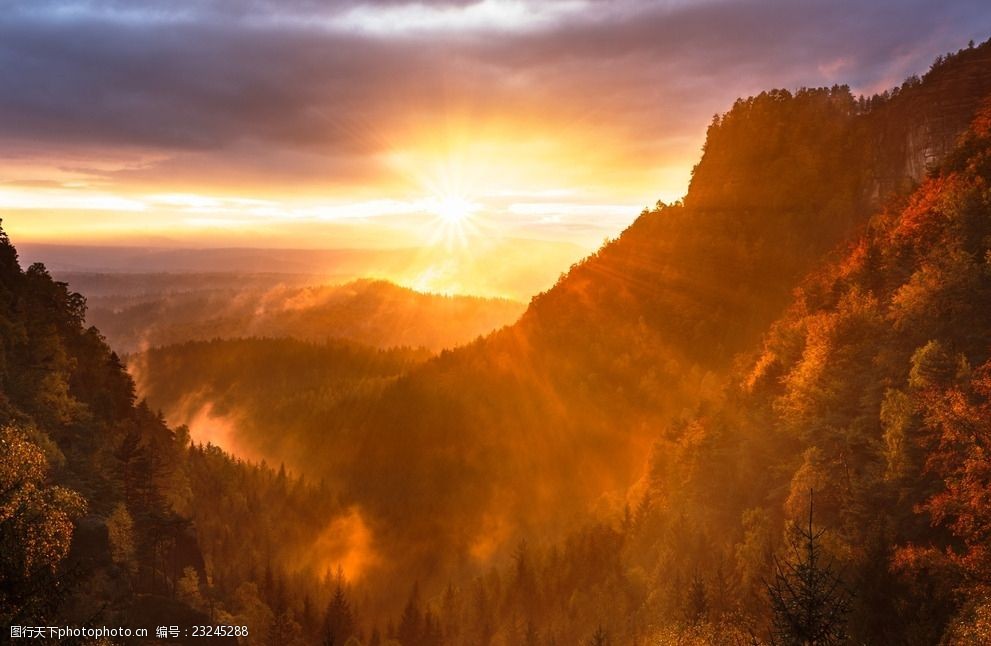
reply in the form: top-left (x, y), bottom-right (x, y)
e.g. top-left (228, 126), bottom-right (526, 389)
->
top-left (397, 583), bottom-right (423, 646)
top-left (322, 573), bottom-right (354, 646)
top-left (767, 490), bottom-right (851, 645)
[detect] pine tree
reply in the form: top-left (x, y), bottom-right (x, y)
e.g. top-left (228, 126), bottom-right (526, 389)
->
top-left (767, 490), bottom-right (851, 645)
top-left (397, 583), bottom-right (423, 646)
top-left (322, 574), bottom-right (354, 646)
top-left (301, 594), bottom-right (316, 639)
top-left (440, 583), bottom-right (459, 640)
top-left (710, 556), bottom-right (735, 618)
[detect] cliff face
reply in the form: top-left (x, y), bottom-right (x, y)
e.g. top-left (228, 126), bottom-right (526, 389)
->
top-left (866, 40), bottom-right (991, 198)
top-left (688, 40), bottom-right (991, 216)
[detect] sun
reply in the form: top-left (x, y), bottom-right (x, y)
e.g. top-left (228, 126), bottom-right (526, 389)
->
top-left (434, 194), bottom-right (474, 224)
top-left (424, 190), bottom-right (482, 251)
top-left (393, 149), bottom-right (487, 249)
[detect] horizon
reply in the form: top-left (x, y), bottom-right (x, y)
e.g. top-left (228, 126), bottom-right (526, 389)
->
top-left (3, 1), bottom-right (991, 299)
top-left (5, 5), bottom-right (991, 644)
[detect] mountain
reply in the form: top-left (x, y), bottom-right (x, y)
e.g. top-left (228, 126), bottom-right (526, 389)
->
top-left (5, 36), bottom-right (991, 646)
top-left (123, 40), bottom-right (991, 642)
top-left (0, 225), bottom-right (368, 643)
top-left (668, 94), bottom-right (991, 643)
top-left (64, 273), bottom-right (525, 354)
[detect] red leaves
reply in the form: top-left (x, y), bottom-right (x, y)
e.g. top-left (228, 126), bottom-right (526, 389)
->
top-left (889, 173), bottom-right (964, 245)
top-left (901, 360), bottom-right (991, 589)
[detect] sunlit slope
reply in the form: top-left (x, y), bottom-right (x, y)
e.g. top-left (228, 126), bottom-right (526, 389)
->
top-left (336, 44), bottom-right (991, 590)
top-left (131, 43), bottom-right (991, 603)
top-left (624, 96), bottom-right (991, 644)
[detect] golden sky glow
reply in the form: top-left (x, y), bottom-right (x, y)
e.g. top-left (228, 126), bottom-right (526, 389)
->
top-left (3, 113), bottom-right (686, 252)
top-left (2, 0), bottom-right (989, 296)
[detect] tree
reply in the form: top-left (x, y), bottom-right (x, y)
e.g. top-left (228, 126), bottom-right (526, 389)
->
top-left (880, 388), bottom-right (918, 482)
top-left (267, 581), bottom-right (301, 646)
top-left (736, 508), bottom-right (774, 619)
top-left (523, 620), bottom-right (539, 646)
top-left (397, 583), bottom-right (423, 646)
top-left (177, 567), bottom-right (205, 612)
top-left (106, 502), bottom-right (137, 577)
top-left (908, 340), bottom-right (959, 390)
top-left (421, 609), bottom-right (443, 646)
top-left (767, 490), bottom-right (851, 645)
top-left (0, 425), bottom-right (86, 627)
top-left (903, 357), bottom-right (991, 585)
top-left (323, 574), bottom-right (355, 646)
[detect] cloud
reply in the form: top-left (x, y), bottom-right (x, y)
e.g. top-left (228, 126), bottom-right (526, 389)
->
top-left (1, 0), bottom-right (989, 228)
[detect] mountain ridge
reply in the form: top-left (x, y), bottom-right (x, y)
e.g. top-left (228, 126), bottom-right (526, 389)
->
top-left (5, 36), bottom-right (991, 646)
top-left (131, 39), bottom-right (991, 617)
top-left (71, 275), bottom-right (525, 354)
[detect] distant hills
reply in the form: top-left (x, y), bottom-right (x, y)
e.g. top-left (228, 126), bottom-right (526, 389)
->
top-left (5, 36), bottom-right (991, 646)
top-left (19, 235), bottom-right (588, 301)
top-left (62, 273), bottom-right (525, 354)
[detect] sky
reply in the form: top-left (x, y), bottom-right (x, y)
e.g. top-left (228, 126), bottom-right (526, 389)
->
top-left (2, 0), bottom-right (991, 257)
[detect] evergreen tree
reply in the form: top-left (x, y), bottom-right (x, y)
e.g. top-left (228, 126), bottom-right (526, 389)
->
top-left (322, 575), bottom-right (355, 646)
top-left (397, 583), bottom-right (423, 646)
top-left (767, 490), bottom-right (851, 645)
top-left (422, 609), bottom-right (443, 646)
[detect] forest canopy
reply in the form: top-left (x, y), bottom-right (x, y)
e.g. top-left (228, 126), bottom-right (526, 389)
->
top-left (3, 37), bottom-right (991, 646)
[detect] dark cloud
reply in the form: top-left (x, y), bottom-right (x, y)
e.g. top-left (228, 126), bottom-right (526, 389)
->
top-left (1, 0), bottom-right (989, 189)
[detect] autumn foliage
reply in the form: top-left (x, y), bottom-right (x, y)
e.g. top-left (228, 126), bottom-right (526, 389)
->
top-left (4, 38), bottom-right (991, 646)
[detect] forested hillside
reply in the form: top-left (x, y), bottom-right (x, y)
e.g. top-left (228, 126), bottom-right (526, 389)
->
top-left (5, 37), bottom-right (991, 646)
top-left (132, 338), bottom-right (429, 465)
top-left (349, 47), bottom-right (991, 644)
top-left (0, 228), bottom-right (383, 644)
top-left (136, 39), bottom-right (991, 615)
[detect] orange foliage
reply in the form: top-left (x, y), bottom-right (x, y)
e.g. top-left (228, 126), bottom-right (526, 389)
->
top-left (897, 361), bottom-right (991, 590)
top-left (889, 173), bottom-right (960, 243)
